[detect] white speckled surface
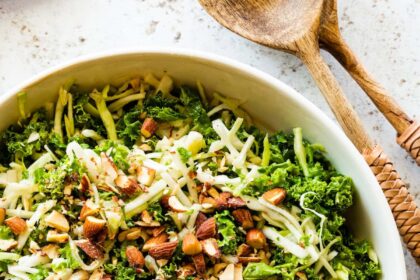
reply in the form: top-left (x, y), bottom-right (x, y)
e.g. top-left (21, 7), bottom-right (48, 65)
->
top-left (0, 0), bottom-right (419, 277)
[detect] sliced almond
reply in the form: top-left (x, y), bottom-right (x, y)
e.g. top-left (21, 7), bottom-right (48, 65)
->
top-left (207, 187), bottom-right (220, 199)
top-left (246, 229), bottom-right (266, 249)
top-left (75, 239), bottom-right (104, 259)
top-left (46, 230), bottom-right (69, 243)
top-left (115, 171), bottom-right (140, 196)
top-left (219, 263), bottom-right (235, 280)
top-left (177, 263), bottom-right (196, 278)
top-left (45, 210), bottom-right (70, 232)
top-left (69, 270), bottom-right (90, 280)
top-left (201, 238), bottom-right (221, 259)
top-left (141, 118), bottom-right (158, 138)
top-left (214, 263), bottom-right (228, 276)
top-left (0, 208), bottom-right (6, 224)
top-left (227, 197), bottom-right (246, 209)
top-left (41, 244), bottom-right (60, 259)
top-left (182, 232), bottom-right (202, 256)
top-left (262, 188), bottom-right (287, 205)
top-left (148, 241), bottom-right (178, 259)
top-left (79, 174), bottom-right (92, 194)
top-left (126, 227), bottom-right (143, 241)
top-left (237, 243), bottom-right (252, 257)
top-left (126, 245), bottom-right (145, 269)
top-left (238, 256), bottom-right (262, 263)
top-left (136, 165), bottom-right (156, 186)
top-left (168, 196), bottom-right (189, 212)
top-left (141, 210), bottom-right (153, 224)
top-left (195, 212), bottom-right (207, 229)
top-left (196, 217), bottom-right (216, 240)
top-left (151, 226), bottom-right (166, 237)
top-left (100, 152), bottom-right (118, 179)
top-left (135, 220), bottom-right (161, 227)
top-left (232, 209), bottom-right (254, 230)
top-left (0, 239), bottom-right (18, 251)
top-left (5, 216), bottom-right (27, 235)
top-left (83, 216), bottom-right (106, 238)
top-left (233, 264), bottom-right (243, 280)
top-left (79, 199), bottom-right (100, 221)
top-left (192, 253), bottom-right (206, 276)
top-left (142, 233), bottom-right (168, 252)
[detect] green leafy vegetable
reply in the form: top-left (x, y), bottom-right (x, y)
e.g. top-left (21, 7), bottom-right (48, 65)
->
top-left (177, 147), bottom-right (191, 163)
top-left (215, 210), bottom-right (242, 255)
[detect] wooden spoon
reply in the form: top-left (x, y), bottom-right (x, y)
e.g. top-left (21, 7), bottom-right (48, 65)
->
top-left (199, 0), bottom-right (420, 264)
top-left (319, 0), bottom-right (420, 165)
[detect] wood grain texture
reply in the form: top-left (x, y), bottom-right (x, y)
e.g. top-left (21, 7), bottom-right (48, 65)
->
top-left (319, 0), bottom-right (413, 137)
top-left (199, 0), bottom-right (420, 263)
top-left (363, 145), bottom-right (420, 264)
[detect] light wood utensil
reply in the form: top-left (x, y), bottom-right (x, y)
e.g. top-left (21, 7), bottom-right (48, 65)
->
top-left (319, 0), bottom-right (420, 165)
top-left (199, 0), bottom-right (420, 263)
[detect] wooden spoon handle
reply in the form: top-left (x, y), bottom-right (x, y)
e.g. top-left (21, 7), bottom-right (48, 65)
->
top-left (363, 145), bottom-right (420, 264)
top-left (299, 41), bottom-right (373, 152)
top-left (299, 42), bottom-right (420, 263)
top-left (320, 35), bottom-right (420, 164)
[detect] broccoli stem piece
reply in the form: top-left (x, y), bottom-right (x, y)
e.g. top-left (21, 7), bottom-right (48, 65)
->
top-left (261, 133), bottom-right (271, 167)
top-left (108, 93), bottom-right (145, 112)
top-left (53, 87), bottom-right (69, 138)
top-left (64, 93), bottom-right (75, 137)
top-left (90, 92), bottom-right (117, 141)
top-left (83, 103), bottom-right (100, 118)
top-left (293, 127), bottom-right (309, 177)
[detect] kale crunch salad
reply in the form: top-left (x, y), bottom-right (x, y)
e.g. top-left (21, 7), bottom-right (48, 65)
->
top-left (0, 74), bottom-right (380, 280)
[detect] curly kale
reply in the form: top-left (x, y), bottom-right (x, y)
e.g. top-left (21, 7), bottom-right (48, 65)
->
top-left (215, 210), bottom-right (244, 255)
top-left (116, 106), bottom-right (141, 146)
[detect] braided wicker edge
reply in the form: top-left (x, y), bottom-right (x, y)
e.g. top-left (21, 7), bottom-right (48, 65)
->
top-left (397, 121), bottom-right (420, 165)
top-left (362, 145), bottom-right (420, 264)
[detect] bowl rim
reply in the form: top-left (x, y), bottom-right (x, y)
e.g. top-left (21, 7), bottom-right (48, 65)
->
top-left (0, 47), bottom-right (406, 277)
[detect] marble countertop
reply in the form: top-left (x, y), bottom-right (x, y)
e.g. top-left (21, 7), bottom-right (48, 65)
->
top-left (0, 0), bottom-right (419, 277)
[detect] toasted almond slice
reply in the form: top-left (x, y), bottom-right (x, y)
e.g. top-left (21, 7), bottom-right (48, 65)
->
top-left (83, 216), bottom-right (106, 238)
top-left (196, 217), bottom-right (216, 240)
top-left (137, 165), bottom-right (156, 186)
top-left (79, 174), bottom-right (92, 193)
top-left (69, 270), bottom-right (90, 280)
top-left (151, 226), bottom-right (166, 237)
top-left (5, 216), bottom-right (27, 235)
top-left (141, 210), bottom-right (153, 224)
top-left (0, 239), bottom-right (18, 251)
top-left (148, 241), bottom-right (178, 259)
top-left (100, 152), bottom-right (118, 179)
top-left (219, 263), bottom-right (235, 280)
top-left (46, 230), bottom-right (69, 243)
top-left (126, 227), bottom-right (142, 241)
top-left (201, 238), bottom-right (221, 259)
top-left (0, 208), bottom-right (6, 224)
top-left (262, 188), bottom-right (287, 205)
top-left (45, 210), bottom-right (70, 232)
top-left (75, 239), bottom-right (104, 259)
top-left (79, 199), bottom-right (99, 221)
top-left (135, 220), bottom-right (161, 228)
top-left (232, 209), bottom-right (254, 230)
top-left (142, 233), bottom-right (168, 252)
top-left (168, 196), bottom-right (189, 212)
top-left (192, 254), bottom-right (206, 275)
top-left (246, 229), bottom-right (266, 249)
top-left (41, 244), bottom-right (60, 259)
top-left (115, 171), bottom-right (140, 196)
top-left (182, 233), bottom-right (202, 256)
top-left (238, 256), bottom-right (262, 263)
top-left (237, 243), bottom-right (252, 257)
top-left (178, 263), bottom-right (196, 278)
top-left (141, 118), bottom-right (158, 138)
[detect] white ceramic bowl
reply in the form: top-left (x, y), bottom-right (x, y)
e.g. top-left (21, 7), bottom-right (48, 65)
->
top-left (0, 49), bottom-right (406, 279)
